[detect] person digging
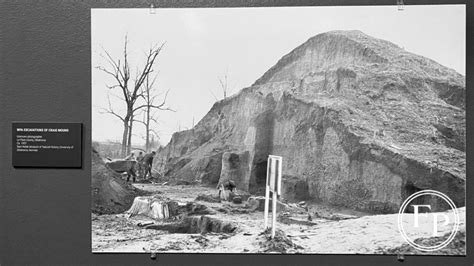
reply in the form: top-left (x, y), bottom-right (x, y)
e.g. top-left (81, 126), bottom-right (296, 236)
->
top-left (142, 151), bottom-right (156, 180)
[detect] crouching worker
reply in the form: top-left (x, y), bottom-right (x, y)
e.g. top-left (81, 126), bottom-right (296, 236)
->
top-left (217, 179), bottom-right (236, 201)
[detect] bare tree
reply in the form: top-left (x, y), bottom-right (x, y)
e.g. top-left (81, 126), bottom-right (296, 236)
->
top-left (218, 71), bottom-right (229, 99)
top-left (135, 74), bottom-right (173, 152)
top-left (208, 69), bottom-right (232, 101)
top-left (97, 35), bottom-right (165, 156)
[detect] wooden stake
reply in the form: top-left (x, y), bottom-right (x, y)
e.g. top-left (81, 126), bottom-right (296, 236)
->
top-left (264, 185), bottom-right (270, 229)
top-left (272, 190), bottom-right (277, 238)
top-left (264, 157), bottom-right (270, 229)
top-left (270, 158), bottom-right (278, 238)
top-left (278, 158), bottom-right (282, 195)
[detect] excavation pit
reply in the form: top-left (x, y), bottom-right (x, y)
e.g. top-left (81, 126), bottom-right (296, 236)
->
top-left (145, 215), bottom-right (237, 234)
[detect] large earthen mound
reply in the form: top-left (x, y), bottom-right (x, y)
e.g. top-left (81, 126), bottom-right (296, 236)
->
top-left (92, 148), bottom-right (144, 214)
top-left (153, 30), bottom-right (465, 214)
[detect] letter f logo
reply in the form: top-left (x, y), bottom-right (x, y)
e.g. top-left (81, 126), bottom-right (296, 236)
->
top-left (412, 204), bottom-right (431, 227)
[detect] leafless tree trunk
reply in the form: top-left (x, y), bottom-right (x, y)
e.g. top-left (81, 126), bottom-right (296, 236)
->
top-left (145, 110), bottom-right (150, 151)
top-left (127, 112), bottom-right (134, 154)
top-left (135, 74), bottom-right (173, 152)
top-left (122, 117), bottom-right (129, 156)
top-left (97, 35), bottom-right (165, 157)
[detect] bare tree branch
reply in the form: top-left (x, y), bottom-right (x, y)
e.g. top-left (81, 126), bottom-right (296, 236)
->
top-left (210, 68), bottom-right (231, 101)
top-left (149, 116), bottom-right (160, 124)
top-left (208, 88), bottom-right (218, 101)
top-left (149, 129), bottom-right (161, 139)
top-left (133, 43), bottom-right (166, 96)
top-left (218, 76), bottom-right (227, 99)
top-left (98, 94), bottom-right (125, 122)
top-left (133, 89), bottom-right (174, 112)
top-left (133, 118), bottom-right (147, 126)
top-left (95, 36), bottom-right (166, 156)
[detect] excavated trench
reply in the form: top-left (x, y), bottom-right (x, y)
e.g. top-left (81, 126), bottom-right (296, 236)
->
top-left (126, 196), bottom-right (238, 234)
top-left (145, 215), bottom-right (237, 234)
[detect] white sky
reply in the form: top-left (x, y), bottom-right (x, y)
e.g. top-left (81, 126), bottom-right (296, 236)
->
top-left (92, 5), bottom-right (465, 145)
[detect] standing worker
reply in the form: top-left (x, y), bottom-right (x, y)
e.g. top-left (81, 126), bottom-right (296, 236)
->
top-left (136, 151), bottom-right (145, 178)
top-left (142, 151), bottom-right (156, 179)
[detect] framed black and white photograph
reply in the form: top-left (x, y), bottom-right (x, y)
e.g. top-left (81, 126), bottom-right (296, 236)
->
top-left (91, 5), bottom-right (466, 255)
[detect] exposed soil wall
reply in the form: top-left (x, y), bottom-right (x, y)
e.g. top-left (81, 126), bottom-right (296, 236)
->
top-left (152, 31), bottom-right (465, 214)
top-left (92, 149), bottom-right (144, 214)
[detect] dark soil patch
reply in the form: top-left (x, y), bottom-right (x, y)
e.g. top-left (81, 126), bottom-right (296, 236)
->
top-left (259, 228), bottom-right (303, 253)
top-left (91, 149), bottom-right (148, 214)
top-left (216, 204), bottom-right (252, 214)
top-left (195, 193), bottom-right (221, 203)
top-left (278, 214), bottom-right (317, 226)
top-left (186, 202), bottom-right (217, 215)
top-left (146, 215), bottom-right (237, 234)
top-left (379, 231), bottom-right (466, 255)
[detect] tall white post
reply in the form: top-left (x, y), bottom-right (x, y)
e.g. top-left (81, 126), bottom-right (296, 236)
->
top-left (264, 155), bottom-right (282, 238)
top-left (278, 158), bottom-right (283, 195)
top-left (271, 190), bottom-right (277, 238)
top-left (263, 159), bottom-right (270, 229)
top-left (264, 185), bottom-right (270, 229)
top-left (270, 159), bottom-right (277, 238)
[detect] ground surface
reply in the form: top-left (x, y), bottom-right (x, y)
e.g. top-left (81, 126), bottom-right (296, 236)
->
top-left (92, 183), bottom-right (465, 254)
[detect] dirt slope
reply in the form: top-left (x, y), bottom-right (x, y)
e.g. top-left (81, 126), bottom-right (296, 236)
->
top-left (153, 30), bottom-right (465, 214)
top-left (91, 149), bottom-right (144, 214)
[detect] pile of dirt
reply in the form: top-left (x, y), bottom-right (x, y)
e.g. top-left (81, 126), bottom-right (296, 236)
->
top-left (278, 213), bottom-right (317, 226)
top-left (185, 215), bottom-right (237, 234)
top-left (215, 203), bottom-right (253, 214)
top-left (195, 193), bottom-right (221, 203)
top-left (153, 30), bottom-right (465, 214)
top-left (259, 228), bottom-right (303, 253)
top-left (186, 202), bottom-right (217, 215)
top-left (146, 215), bottom-right (237, 234)
top-left (246, 196), bottom-right (306, 214)
top-left (379, 230), bottom-right (466, 255)
top-left (91, 148), bottom-right (145, 214)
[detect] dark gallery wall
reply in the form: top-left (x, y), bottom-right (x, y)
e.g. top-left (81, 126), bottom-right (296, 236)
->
top-left (0, 0), bottom-right (472, 265)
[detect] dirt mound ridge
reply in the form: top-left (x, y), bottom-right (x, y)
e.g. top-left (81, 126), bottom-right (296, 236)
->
top-left (254, 31), bottom-right (464, 104)
top-left (380, 230), bottom-right (465, 255)
top-left (153, 31), bottom-right (465, 214)
top-left (92, 149), bottom-right (144, 214)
